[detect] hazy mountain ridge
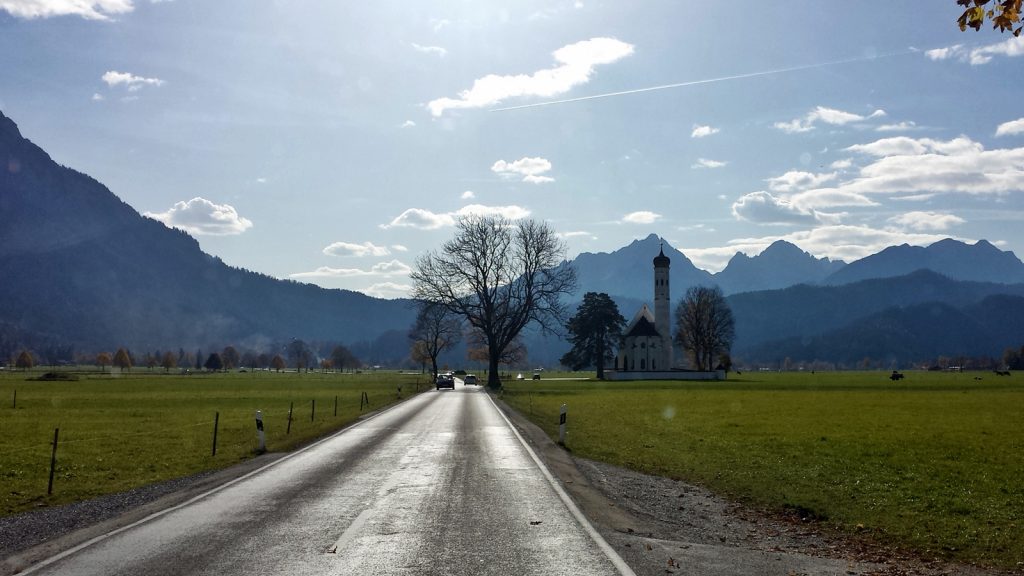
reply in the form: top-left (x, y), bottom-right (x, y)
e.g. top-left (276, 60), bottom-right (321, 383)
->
top-left (4, 108), bottom-right (1024, 368)
top-left (0, 110), bottom-right (415, 362)
top-left (713, 240), bottom-right (845, 294)
top-left (824, 239), bottom-right (1024, 286)
top-left (730, 271), bottom-right (1024, 365)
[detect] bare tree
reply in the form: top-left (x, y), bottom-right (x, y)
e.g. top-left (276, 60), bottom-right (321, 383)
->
top-left (411, 216), bottom-right (576, 389)
top-left (113, 348), bottom-right (132, 372)
top-left (221, 346), bottom-right (240, 370)
top-left (161, 350), bottom-right (177, 372)
top-left (408, 301), bottom-right (462, 380)
top-left (674, 286), bottom-right (735, 372)
top-left (15, 350), bottom-right (34, 371)
top-left (330, 345), bottom-right (358, 372)
top-left (466, 328), bottom-right (528, 372)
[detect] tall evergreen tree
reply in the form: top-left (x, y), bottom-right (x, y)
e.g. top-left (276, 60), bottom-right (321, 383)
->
top-left (560, 292), bottom-right (626, 379)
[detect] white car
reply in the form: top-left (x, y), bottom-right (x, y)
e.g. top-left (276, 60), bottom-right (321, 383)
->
top-left (464, 374), bottom-right (478, 385)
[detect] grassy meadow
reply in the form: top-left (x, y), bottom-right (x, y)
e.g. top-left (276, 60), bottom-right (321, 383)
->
top-left (503, 371), bottom-right (1023, 569)
top-left (0, 368), bottom-right (430, 517)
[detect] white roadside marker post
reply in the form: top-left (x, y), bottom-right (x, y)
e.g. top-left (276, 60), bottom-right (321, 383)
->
top-left (559, 403), bottom-right (567, 446)
top-left (255, 410), bottom-right (266, 454)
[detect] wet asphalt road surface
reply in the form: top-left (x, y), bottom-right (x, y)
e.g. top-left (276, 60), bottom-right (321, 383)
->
top-left (21, 382), bottom-right (633, 576)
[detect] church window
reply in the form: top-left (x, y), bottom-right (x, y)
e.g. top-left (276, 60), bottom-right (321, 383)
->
top-left (640, 358), bottom-right (646, 370)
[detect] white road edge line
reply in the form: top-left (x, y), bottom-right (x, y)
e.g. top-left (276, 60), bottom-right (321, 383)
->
top-left (18, 393), bottom-right (430, 575)
top-left (485, 391), bottom-right (638, 576)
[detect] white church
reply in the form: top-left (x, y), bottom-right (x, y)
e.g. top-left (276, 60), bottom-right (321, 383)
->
top-left (606, 244), bottom-right (726, 381)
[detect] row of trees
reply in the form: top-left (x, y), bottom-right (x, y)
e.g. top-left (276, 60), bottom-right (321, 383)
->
top-left (559, 287), bottom-right (735, 377)
top-left (406, 214), bottom-right (736, 385)
top-left (9, 342), bottom-right (362, 373)
top-left (410, 216), bottom-right (575, 388)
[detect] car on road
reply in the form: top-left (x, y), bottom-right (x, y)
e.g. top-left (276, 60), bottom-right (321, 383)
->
top-left (463, 374), bottom-right (478, 385)
top-left (435, 373), bottom-right (455, 390)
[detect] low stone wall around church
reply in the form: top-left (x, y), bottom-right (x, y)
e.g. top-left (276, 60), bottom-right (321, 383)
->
top-left (604, 370), bottom-right (726, 381)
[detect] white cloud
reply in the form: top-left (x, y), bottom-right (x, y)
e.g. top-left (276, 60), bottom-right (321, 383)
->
top-left (887, 211), bottom-right (966, 232)
top-left (427, 37), bottom-right (634, 116)
top-left (876, 121), bottom-right (917, 132)
top-left (363, 282), bottom-right (414, 299)
top-left (391, 244), bottom-right (409, 252)
top-left (830, 159), bottom-right (853, 170)
top-left (845, 136), bottom-right (929, 157)
top-left (731, 191), bottom-right (820, 225)
top-left (290, 259), bottom-right (412, 279)
top-left (322, 241), bottom-right (391, 258)
top-left (0, 0), bottom-right (133, 20)
top-left (558, 230), bottom-right (597, 240)
top-left (622, 211), bottom-right (660, 224)
top-left (774, 106), bottom-right (885, 133)
top-left (996, 118), bottom-right (1024, 137)
top-left (91, 93), bottom-right (104, 101)
top-left (382, 204), bottom-right (530, 230)
top-left (841, 135), bottom-right (1022, 196)
top-left (787, 188), bottom-right (878, 210)
top-left (454, 204), bottom-right (531, 220)
top-left (691, 124), bottom-right (719, 138)
top-left (691, 158), bottom-right (727, 169)
top-left (766, 170), bottom-right (836, 193)
top-left (102, 70), bottom-right (165, 91)
top-left (401, 120), bottom-right (416, 128)
top-left (372, 260), bottom-right (413, 274)
top-left (411, 43), bottom-right (447, 57)
top-left (491, 157), bottom-right (554, 183)
top-left (383, 208), bottom-right (455, 230)
top-left (926, 36), bottom-right (1024, 65)
top-left (460, 190), bottom-right (476, 200)
top-left (925, 44), bottom-right (964, 61)
top-left (145, 197), bottom-right (253, 236)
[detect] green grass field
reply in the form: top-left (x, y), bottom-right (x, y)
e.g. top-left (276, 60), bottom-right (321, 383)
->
top-left (0, 369), bottom-right (430, 517)
top-left (503, 371), bottom-right (1024, 569)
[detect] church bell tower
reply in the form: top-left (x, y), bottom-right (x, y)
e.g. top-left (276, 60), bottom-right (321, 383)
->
top-left (653, 243), bottom-right (673, 369)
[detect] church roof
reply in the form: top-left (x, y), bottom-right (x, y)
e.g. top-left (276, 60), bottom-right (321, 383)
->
top-left (653, 245), bottom-right (670, 268)
top-left (625, 315), bottom-right (661, 337)
top-left (622, 304), bottom-right (664, 338)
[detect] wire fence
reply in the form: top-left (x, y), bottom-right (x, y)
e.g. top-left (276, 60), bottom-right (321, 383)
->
top-left (0, 378), bottom-right (426, 510)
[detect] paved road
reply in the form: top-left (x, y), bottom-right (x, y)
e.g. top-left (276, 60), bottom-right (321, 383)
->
top-left (22, 383), bottom-right (634, 576)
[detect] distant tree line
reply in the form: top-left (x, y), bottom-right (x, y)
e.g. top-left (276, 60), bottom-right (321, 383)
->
top-left (5, 340), bottom-right (365, 373)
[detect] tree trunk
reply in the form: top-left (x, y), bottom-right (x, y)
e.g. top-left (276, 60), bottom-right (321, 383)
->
top-left (595, 335), bottom-right (605, 380)
top-left (487, 342), bottom-right (501, 389)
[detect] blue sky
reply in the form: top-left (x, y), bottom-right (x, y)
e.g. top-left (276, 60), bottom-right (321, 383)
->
top-left (3, 1), bottom-right (1024, 298)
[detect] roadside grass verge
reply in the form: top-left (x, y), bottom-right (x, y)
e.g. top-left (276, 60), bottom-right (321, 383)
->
top-left (502, 371), bottom-right (1024, 569)
top-left (0, 369), bottom-right (430, 517)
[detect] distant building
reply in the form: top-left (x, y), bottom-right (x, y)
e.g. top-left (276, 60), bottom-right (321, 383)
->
top-left (608, 242), bottom-right (724, 381)
top-left (616, 244), bottom-right (673, 371)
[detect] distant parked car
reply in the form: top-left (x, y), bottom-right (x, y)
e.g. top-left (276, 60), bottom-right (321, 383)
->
top-left (464, 374), bottom-right (478, 385)
top-left (435, 373), bottom-right (455, 390)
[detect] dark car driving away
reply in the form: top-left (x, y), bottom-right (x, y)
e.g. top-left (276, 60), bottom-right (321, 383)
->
top-left (435, 373), bottom-right (455, 390)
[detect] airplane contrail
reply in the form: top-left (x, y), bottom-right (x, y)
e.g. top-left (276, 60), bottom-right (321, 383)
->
top-left (490, 50), bottom-right (914, 112)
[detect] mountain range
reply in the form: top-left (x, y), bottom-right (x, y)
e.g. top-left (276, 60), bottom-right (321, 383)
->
top-left (4, 108), bottom-right (1024, 368)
